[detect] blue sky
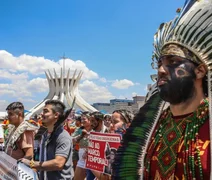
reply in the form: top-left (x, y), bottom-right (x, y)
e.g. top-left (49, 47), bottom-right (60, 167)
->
top-left (0, 0), bottom-right (184, 111)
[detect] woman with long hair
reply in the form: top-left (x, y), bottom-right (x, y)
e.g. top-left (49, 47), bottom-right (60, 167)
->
top-left (73, 112), bottom-right (92, 180)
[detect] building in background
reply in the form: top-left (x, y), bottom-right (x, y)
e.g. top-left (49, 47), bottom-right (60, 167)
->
top-left (92, 103), bottom-right (111, 114)
top-left (131, 96), bottom-right (146, 113)
top-left (92, 96), bottom-right (146, 114)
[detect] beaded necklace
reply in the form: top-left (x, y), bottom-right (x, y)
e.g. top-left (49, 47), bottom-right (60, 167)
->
top-left (183, 98), bottom-right (209, 180)
top-left (144, 98), bottom-right (209, 180)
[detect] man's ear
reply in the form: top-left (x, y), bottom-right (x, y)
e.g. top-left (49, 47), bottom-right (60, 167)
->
top-left (54, 112), bottom-right (60, 119)
top-left (18, 111), bottom-right (23, 117)
top-left (195, 63), bottom-right (207, 80)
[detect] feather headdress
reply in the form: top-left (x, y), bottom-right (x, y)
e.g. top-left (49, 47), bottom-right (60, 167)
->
top-left (152, 0), bottom-right (212, 176)
top-left (113, 0), bottom-right (212, 179)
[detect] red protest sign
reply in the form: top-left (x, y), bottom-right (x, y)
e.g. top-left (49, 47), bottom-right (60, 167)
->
top-left (85, 132), bottom-right (121, 175)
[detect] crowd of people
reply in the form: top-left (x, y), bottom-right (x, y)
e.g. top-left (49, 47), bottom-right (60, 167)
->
top-left (1, 0), bottom-right (212, 179)
top-left (0, 100), bottom-right (134, 180)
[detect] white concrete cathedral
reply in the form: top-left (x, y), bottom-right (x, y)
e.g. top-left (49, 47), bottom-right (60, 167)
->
top-left (25, 68), bottom-right (97, 120)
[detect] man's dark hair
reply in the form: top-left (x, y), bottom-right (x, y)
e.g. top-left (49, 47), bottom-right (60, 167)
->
top-left (6, 102), bottom-right (24, 117)
top-left (75, 116), bottom-right (81, 122)
top-left (90, 111), bottom-right (104, 121)
top-left (104, 114), bottom-right (111, 120)
top-left (81, 111), bottom-right (91, 118)
top-left (45, 100), bottom-right (66, 116)
top-left (44, 100), bottom-right (68, 134)
top-left (202, 76), bottom-right (208, 96)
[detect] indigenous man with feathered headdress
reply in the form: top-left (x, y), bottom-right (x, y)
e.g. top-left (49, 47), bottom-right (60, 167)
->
top-left (112, 0), bottom-right (212, 179)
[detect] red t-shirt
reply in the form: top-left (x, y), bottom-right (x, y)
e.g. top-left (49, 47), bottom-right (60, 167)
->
top-left (144, 111), bottom-right (210, 179)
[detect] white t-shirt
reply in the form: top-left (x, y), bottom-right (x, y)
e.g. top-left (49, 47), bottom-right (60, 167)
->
top-left (0, 124), bottom-right (4, 149)
top-left (0, 125), bottom-right (4, 138)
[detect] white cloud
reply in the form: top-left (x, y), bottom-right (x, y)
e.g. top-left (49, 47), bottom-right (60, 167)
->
top-left (132, 92), bottom-right (137, 97)
top-left (0, 50), bottom-right (58, 74)
top-left (0, 69), bottom-right (28, 82)
top-left (79, 80), bottom-right (114, 103)
top-left (0, 77), bottom-right (48, 98)
top-left (0, 50), bottom-right (16, 69)
top-left (17, 97), bottom-right (37, 103)
top-left (0, 86), bottom-right (16, 96)
top-left (27, 78), bottom-right (48, 93)
top-left (99, 78), bottom-right (107, 83)
top-left (0, 100), bottom-right (9, 112)
top-left (11, 84), bottom-right (33, 97)
top-left (111, 79), bottom-right (134, 89)
top-left (58, 59), bottom-right (99, 80)
top-left (0, 50), bottom-right (99, 80)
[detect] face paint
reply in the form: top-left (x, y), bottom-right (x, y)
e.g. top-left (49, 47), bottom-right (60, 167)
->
top-left (157, 58), bottom-right (197, 104)
top-left (175, 64), bottom-right (190, 78)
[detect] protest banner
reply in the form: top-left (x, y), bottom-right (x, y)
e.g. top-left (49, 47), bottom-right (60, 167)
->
top-left (17, 162), bottom-right (39, 180)
top-left (0, 152), bottom-right (38, 180)
top-left (85, 132), bottom-right (121, 175)
top-left (0, 152), bottom-right (17, 180)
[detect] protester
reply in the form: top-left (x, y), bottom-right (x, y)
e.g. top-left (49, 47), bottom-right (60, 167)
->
top-left (37, 114), bottom-right (43, 126)
top-left (111, 109), bottom-right (134, 135)
top-left (84, 112), bottom-right (108, 180)
top-left (21, 100), bottom-right (74, 180)
top-left (103, 114), bottom-right (112, 128)
top-left (64, 109), bottom-right (76, 135)
top-left (112, 0), bottom-right (212, 179)
top-left (90, 111), bottom-right (108, 133)
top-left (33, 114), bottom-right (46, 161)
top-left (73, 111), bottom-right (92, 180)
top-left (71, 116), bottom-right (82, 171)
top-left (64, 118), bottom-right (76, 135)
top-left (92, 110), bottom-right (134, 180)
top-left (4, 102), bottom-right (39, 160)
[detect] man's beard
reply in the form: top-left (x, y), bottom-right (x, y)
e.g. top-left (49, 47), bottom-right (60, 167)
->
top-left (158, 76), bottom-right (195, 105)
